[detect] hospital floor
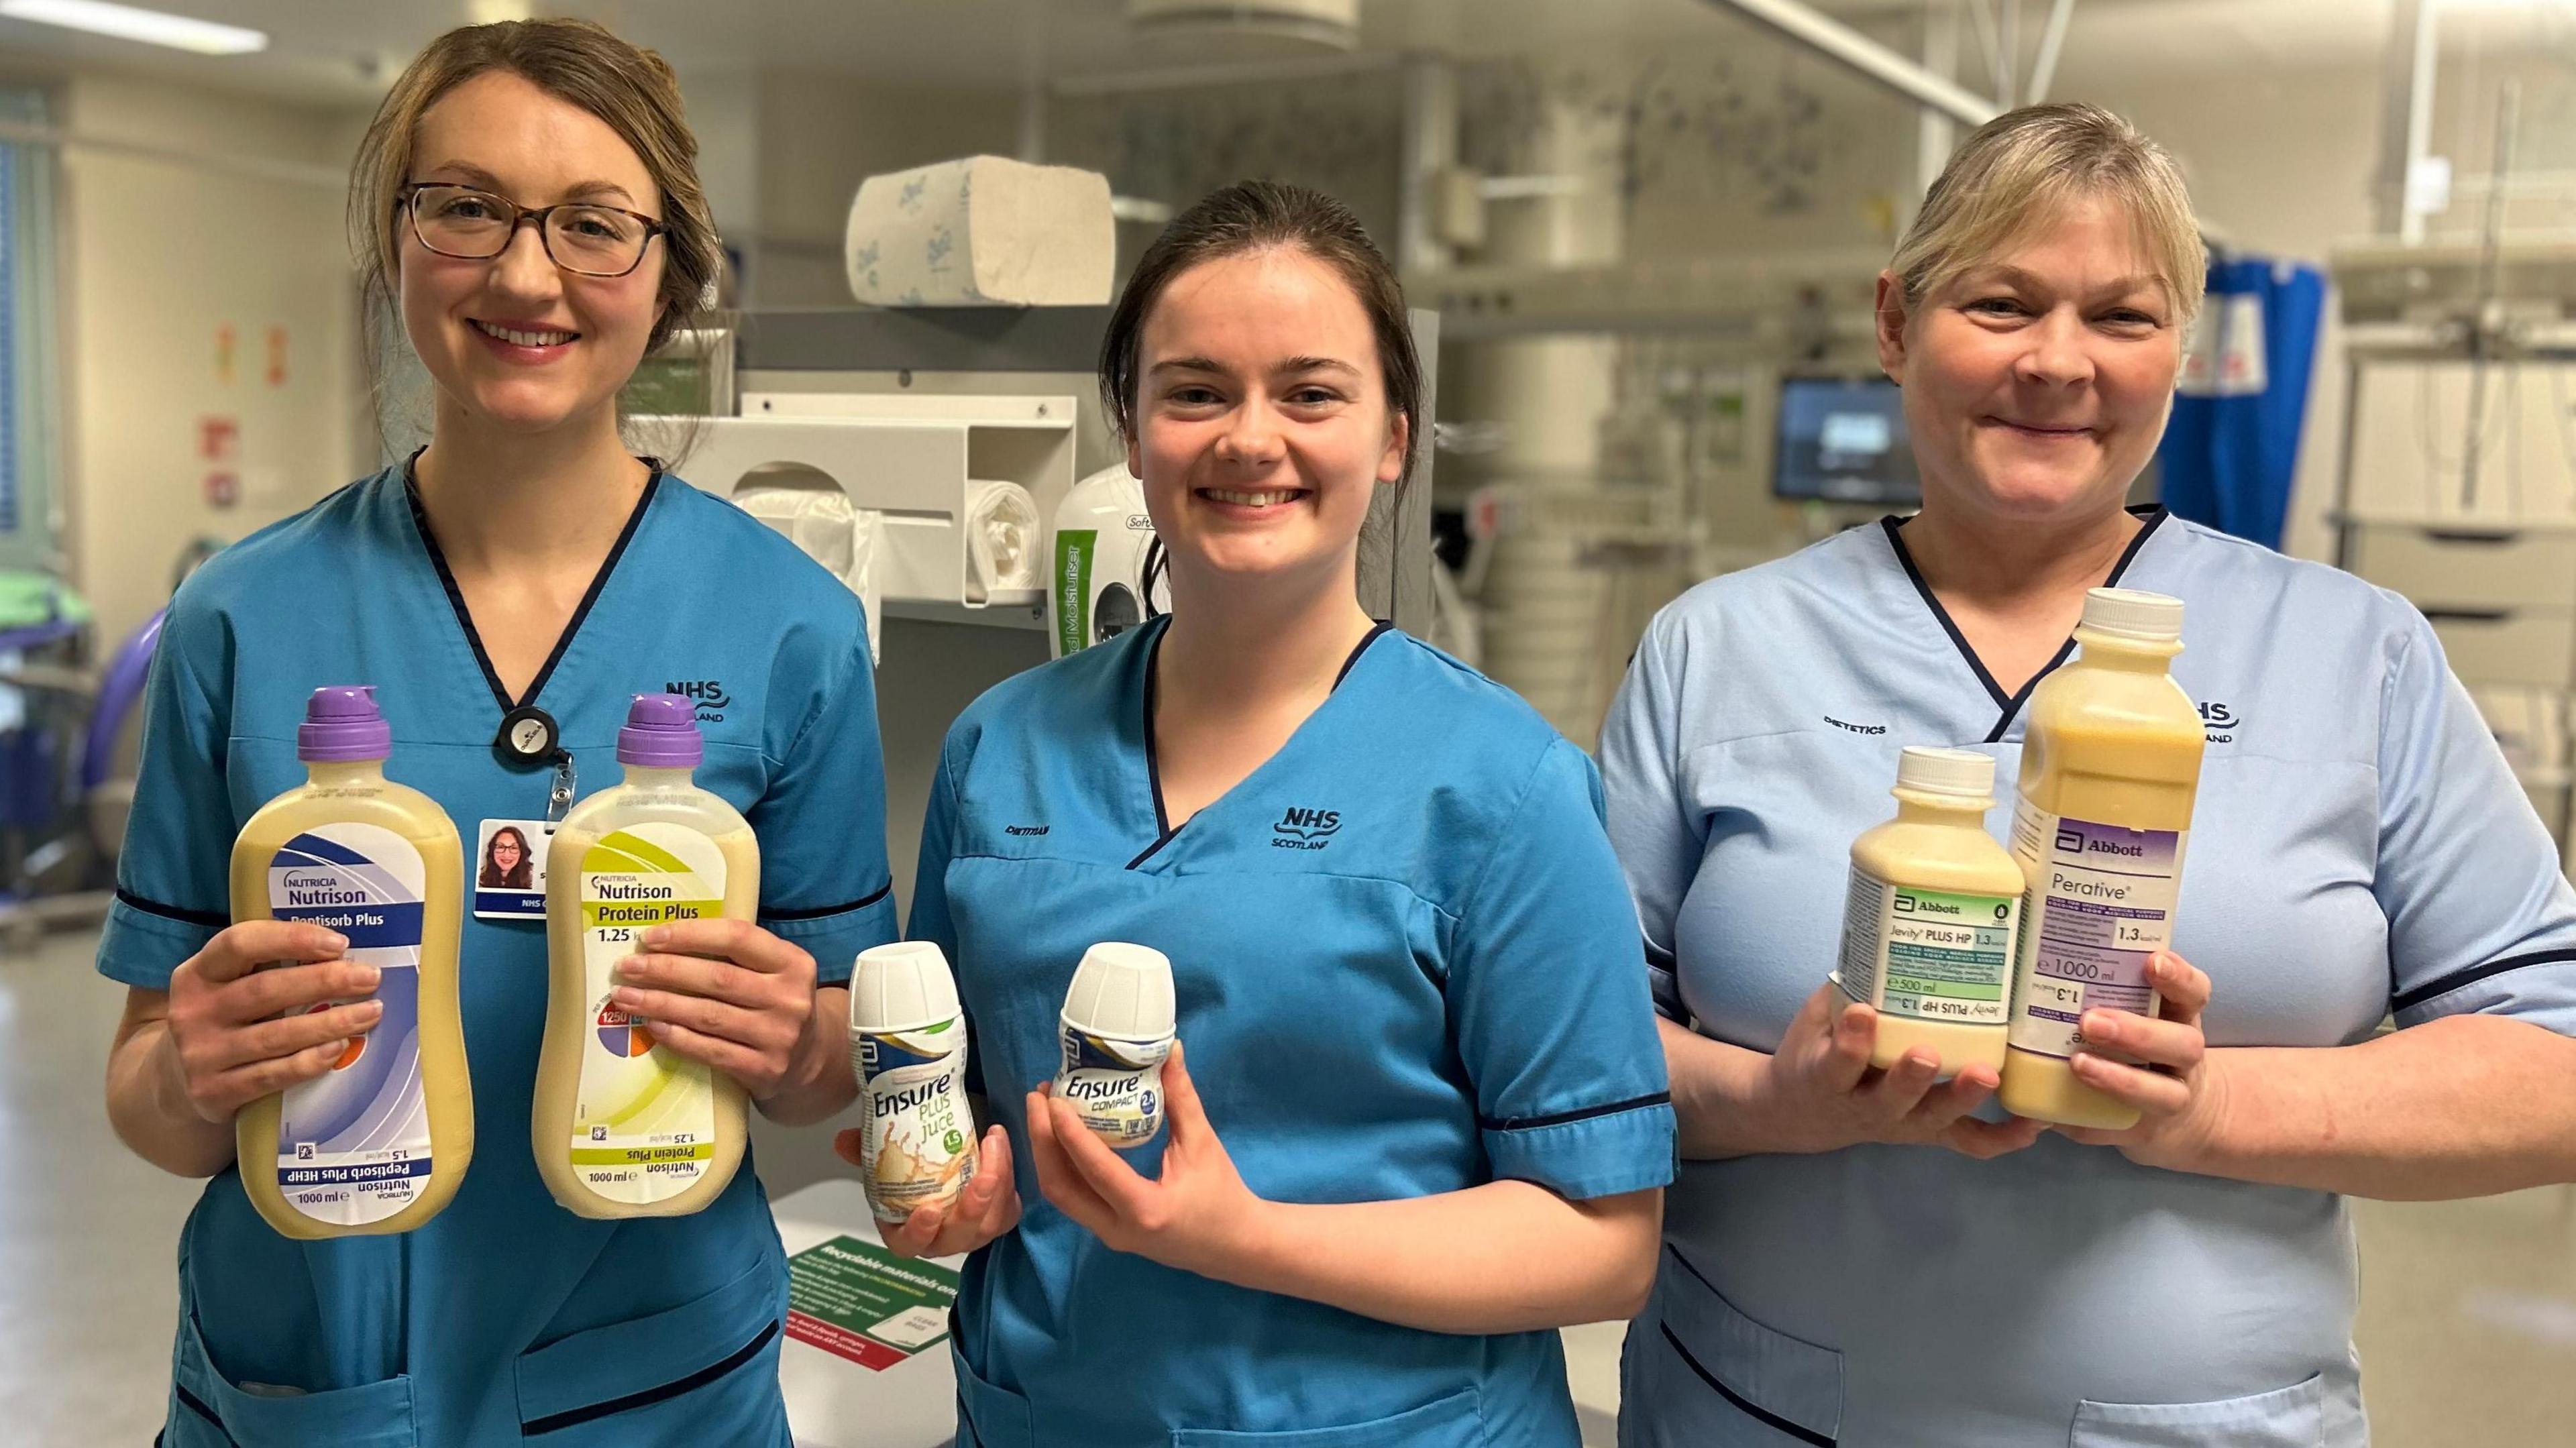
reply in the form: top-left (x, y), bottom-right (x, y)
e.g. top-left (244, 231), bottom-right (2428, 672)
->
top-left (9, 928), bottom-right (2572, 1446)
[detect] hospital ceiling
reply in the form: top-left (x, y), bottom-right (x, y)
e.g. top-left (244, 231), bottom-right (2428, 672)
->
top-left (0, 1), bottom-right (2536, 109)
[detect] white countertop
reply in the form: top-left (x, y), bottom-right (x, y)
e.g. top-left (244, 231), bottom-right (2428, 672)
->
top-left (771, 1177), bottom-right (1625, 1447)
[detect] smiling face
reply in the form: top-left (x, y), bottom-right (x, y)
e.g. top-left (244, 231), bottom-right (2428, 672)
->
top-left (1878, 194), bottom-right (2184, 526)
top-left (1126, 246), bottom-right (1409, 594)
top-left (489, 832), bottom-right (523, 872)
top-left (398, 69), bottom-right (665, 439)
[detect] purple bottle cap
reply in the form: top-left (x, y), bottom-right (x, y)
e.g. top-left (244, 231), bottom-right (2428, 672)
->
top-left (299, 685), bottom-right (392, 763)
top-left (618, 692), bottom-right (704, 769)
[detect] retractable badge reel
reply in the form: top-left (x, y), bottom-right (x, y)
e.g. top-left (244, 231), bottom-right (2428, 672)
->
top-left (475, 707), bottom-right (576, 921)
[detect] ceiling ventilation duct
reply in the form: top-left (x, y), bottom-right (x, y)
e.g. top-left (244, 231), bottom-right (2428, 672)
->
top-left (1124, 0), bottom-right (1362, 58)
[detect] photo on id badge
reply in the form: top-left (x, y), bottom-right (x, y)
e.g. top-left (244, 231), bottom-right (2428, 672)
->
top-left (474, 818), bottom-right (553, 920)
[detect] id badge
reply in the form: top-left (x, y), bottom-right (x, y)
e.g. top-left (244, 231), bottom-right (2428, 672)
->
top-left (473, 818), bottom-right (554, 920)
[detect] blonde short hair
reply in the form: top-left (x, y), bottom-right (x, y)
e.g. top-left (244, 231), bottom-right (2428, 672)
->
top-left (1889, 103), bottom-right (2205, 325)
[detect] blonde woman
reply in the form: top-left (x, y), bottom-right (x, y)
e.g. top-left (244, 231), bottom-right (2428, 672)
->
top-left (1604, 103), bottom-right (2576, 1446)
top-left (101, 21), bottom-right (894, 1445)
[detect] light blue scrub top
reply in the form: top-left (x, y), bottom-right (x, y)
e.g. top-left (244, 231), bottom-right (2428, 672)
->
top-left (912, 617), bottom-right (1676, 1448)
top-left (1600, 508), bottom-right (2576, 1448)
top-left (101, 464), bottom-right (899, 1448)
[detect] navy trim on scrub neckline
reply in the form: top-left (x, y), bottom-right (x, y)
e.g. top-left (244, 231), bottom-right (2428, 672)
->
top-left (1881, 504), bottom-right (2168, 744)
top-left (1127, 618), bottom-right (1393, 871)
top-left (116, 887), bottom-right (229, 930)
top-left (519, 1319), bottom-right (780, 1436)
top-left (2391, 946), bottom-right (2576, 1015)
top-left (402, 449), bottom-right (663, 719)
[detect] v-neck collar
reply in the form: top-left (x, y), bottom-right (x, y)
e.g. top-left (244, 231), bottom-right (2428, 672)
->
top-left (1881, 504), bottom-right (2168, 744)
top-left (1127, 616), bottom-right (1393, 870)
top-left (400, 449), bottom-right (663, 718)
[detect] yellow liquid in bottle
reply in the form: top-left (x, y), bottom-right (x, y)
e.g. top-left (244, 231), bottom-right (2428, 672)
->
top-left (1835, 753), bottom-right (2025, 1080)
top-left (534, 765), bottom-right (755, 1219)
top-left (1997, 596), bottom-right (2206, 1129)
top-left (231, 759), bottom-right (472, 1239)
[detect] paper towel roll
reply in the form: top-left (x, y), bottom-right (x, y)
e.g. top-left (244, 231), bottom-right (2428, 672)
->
top-left (965, 482), bottom-right (1044, 598)
top-left (845, 156), bottom-right (1116, 308)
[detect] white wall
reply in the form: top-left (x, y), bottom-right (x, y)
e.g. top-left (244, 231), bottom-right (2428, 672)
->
top-left (57, 71), bottom-right (364, 647)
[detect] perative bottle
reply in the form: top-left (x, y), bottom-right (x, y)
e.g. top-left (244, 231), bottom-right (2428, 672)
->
top-left (1998, 589), bottom-right (2206, 1129)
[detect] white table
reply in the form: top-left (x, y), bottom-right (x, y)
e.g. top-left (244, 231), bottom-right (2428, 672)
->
top-left (771, 1178), bottom-right (1626, 1447)
top-left (774, 1178), bottom-right (962, 1448)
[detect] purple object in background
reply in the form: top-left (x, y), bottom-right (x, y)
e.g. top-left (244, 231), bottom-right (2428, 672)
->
top-left (80, 609), bottom-right (162, 792)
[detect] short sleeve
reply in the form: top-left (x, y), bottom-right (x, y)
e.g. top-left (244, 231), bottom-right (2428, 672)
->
top-left (2377, 612), bottom-right (2576, 1032)
top-left (1597, 610), bottom-right (1705, 1021)
top-left (1450, 738), bottom-right (1676, 1201)
top-left (97, 616), bottom-right (234, 989)
top-left (750, 627), bottom-right (900, 985)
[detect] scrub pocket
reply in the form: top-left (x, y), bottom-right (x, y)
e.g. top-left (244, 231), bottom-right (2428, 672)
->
top-left (1171, 1387), bottom-right (1483, 1447)
top-left (513, 1256), bottom-right (787, 1445)
top-left (172, 1307), bottom-right (420, 1448)
top-left (2070, 1374), bottom-right (2326, 1448)
top-left (953, 1341), bottom-right (1036, 1448)
top-left (1620, 1247), bottom-right (1843, 1448)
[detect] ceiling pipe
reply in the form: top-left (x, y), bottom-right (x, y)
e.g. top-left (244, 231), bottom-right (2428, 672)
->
top-left (1702, 0), bottom-right (2001, 129)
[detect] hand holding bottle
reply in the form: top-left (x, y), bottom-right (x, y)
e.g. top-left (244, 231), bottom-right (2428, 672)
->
top-left (161, 922), bottom-right (378, 1122)
top-left (610, 918), bottom-right (818, 1100)
top-left (1754, 983), bottom-right (2045, 1160)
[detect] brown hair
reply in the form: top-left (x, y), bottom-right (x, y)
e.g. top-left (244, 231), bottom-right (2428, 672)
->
top-left (1890, 102), bottom-right (2205, 326)
top-left (349, 17), bottom-right (720, 358)
top-left (1099, 180), bottom-right (1422, 484)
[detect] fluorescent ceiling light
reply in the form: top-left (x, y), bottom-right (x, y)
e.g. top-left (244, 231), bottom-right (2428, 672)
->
top-left (0, 0), bottom-right (268, 55)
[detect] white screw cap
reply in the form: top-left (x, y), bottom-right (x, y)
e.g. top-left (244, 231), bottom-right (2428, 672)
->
top-left (1895, 745), bottom-right (1995, 801)
top-left (2080, 587), bottom-right (2184, 643)
top-left (851, 941), bottom-right (961, 1034)
top-left (1062, 942), bottom-right (1175, 1040)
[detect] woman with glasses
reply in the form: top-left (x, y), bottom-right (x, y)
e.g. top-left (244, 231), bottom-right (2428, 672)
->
top-left (99, 20), bottom-right (900, 1447)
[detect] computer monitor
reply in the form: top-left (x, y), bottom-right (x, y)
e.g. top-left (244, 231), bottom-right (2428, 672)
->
top-left (1773, 376), bottom-right (1920, 506)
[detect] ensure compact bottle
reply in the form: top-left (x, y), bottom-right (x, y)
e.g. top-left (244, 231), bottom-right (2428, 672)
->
top-left (850, 940), bottom-right (978, 1222)
top-left (231, 686), bottom-right (472, 1239)
top-left (1055, 942), bottom-right (1176, 1150)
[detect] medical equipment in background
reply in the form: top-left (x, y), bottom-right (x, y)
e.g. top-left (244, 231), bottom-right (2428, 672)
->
top-left (0, 576), bottom-right (127, 948)
top-left (1773, 375), bottom-right (1919, 508)
top-left (1426, 245), bottom-right (1886, 744)
top-left (2329, 80), bottom-right (2576, 867)
top-left (1049, 463), bottom-right (1166, 658)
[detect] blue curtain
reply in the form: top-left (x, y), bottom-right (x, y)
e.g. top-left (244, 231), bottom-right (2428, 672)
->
top-left (2158, 255), bottom-right (2326, 552)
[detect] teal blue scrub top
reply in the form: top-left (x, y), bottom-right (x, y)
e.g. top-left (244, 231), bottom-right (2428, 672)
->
top-left (1600, 509), bottom-right (2576, 1447)
top-left (913, 618), bottom-right (1677, 1448)
top-left (100, 463), bottom-right (899, 1447)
